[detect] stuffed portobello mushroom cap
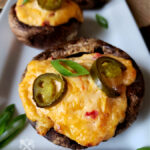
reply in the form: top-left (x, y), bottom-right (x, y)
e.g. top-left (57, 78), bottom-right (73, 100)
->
top-left (22, 38), bottom-right (144, 149)
top-left (9, 4), bottom-right (82, 49)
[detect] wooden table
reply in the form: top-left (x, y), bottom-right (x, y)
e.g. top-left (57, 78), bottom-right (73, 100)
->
top-left (0, 0), bottom-right (150, 51)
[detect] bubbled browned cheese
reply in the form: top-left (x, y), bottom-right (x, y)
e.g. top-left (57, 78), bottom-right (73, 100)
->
top-left (19, 53), bottom-right (136, 146)
top-left (15, 0), bottom-right (83, 27)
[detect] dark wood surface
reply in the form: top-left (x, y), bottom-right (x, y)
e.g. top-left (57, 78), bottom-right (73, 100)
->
top-left (140, 26), bottom-right (150, 50)
top-left (126, 0), bottom-right (150, 52)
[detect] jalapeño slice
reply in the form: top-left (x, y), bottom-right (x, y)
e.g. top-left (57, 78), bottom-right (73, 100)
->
top-left (90, 56), bottom-right (126, 98)
top-left (33, 73), bottom-right (65, 107)
top-left (37, 0), bottom-right (62, 10)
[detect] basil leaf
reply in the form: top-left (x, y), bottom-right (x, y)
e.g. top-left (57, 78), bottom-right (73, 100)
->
top-left (22, 0), bottom-right (29, 5)
top-left (137, 147), bottom-right (150, 150)
top-left (96, 14), bottom-right (108, 29)
top-left (51, 59), bottom-right (89, 77)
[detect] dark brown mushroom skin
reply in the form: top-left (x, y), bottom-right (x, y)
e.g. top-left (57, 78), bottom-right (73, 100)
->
top-left (22, 38), bottom-right (144, 149)
top-left (9, 5), bottom-right (81, 49)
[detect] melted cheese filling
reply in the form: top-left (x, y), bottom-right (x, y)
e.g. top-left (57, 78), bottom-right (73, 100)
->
top-left (19, 53), bottom-right (136, 146)
top-left (15, 0), bottom-right (83, 27)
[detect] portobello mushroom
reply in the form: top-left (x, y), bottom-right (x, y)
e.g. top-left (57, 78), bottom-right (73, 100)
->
top-left (20, 38), bottom-right (144, 149)
top-left (8, 1), bottom-right (83, 49)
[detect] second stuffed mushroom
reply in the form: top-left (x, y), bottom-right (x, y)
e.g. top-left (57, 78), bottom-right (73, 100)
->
top-left (9, 0), bottom-right (83, 49)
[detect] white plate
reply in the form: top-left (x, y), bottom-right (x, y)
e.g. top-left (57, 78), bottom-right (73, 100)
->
top-left (0, 0), bottom-right (150, 149)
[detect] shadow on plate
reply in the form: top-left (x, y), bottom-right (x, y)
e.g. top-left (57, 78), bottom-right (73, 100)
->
top-left (78, 17), bottom-right (106, 38)
top-left (0, 38), bottom-right (22, 111)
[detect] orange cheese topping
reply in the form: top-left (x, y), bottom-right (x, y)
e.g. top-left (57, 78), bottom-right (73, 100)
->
top-left (15, 0), bottom-right (83, 27)
top-left (19, 53), bottom-right (136, 146)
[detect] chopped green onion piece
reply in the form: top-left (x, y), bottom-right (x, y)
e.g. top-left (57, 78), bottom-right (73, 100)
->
top-left (0, 114), bottom-right (26, 148)
top-left (0, 104), bottom-right (15, 127)
top-left (51, 59), bottom-right (89, 77)
top-left (137, 147), bottom-right (150, 150)
top-left (96, 14), bottom-right (108, 29)
top-left (0, 123), bottom-right (5, 135)
top-left (22, 0), bottom-right (29, 5)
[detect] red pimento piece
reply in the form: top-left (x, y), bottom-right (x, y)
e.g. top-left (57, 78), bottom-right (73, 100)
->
top-left (42, 21), bottom-right (50, 26)
top-left (19, 4), bottom-right (24, 7)
top-left (93, 53), bottom-right (102, 59)
top-left (85, 110), bottom-right (99, 119)
top-left (49, 12), bottom-right (55, 17)
top-left (50, 56), bottom-right (54, 60)
top-left (86, 143), bottom-right (92, 147)
top-left (79, 76), bottom-right (85, 90)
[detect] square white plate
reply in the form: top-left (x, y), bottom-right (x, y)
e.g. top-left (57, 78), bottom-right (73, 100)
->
top-left (0, 0), bottom-right (150, 149)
